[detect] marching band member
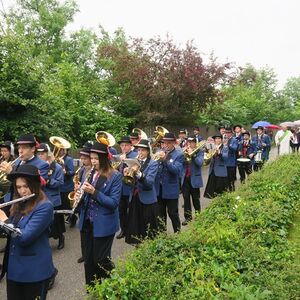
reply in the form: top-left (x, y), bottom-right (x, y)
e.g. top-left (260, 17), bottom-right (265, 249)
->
top-left (224, 127), bottom-right (239, 192)
top-left (181, 135), bottom-right (204, 225)
top-left (155, 132), bottom-right (184, 233)
top-left (0, 141), bottom-right (15, 163)
top-left (233, 124), bottom-right (243, 142)
top-left (237, 131), bottom-right (256, 183)
top-left (177, 129), bottom-right (187, 149)
top-left (58, 146), bottom-right (75, 227)
top-left (76, 141), bottom-right (93, 264)
top-left (129, 132), bottom-right (140, 150)
top-left (0, 134), bottom-right (49, 204)
top-left (251, 126), bottom-right (271, 171)
top-left (204, 134), bottom-right (229, 199)
top-left (76, 141), bottom-right (122, 287)
top-left (0, 165), bottom-right (55, 300)
top-left (124, 139), bottom-right (159, 245)
top-left (37, 143), bottom-right (65, 250)
top-left (193, 126), bottom-right (203, 143)
top-left (116, 136), bottom-right (137, 239)
top-left (218, 125), bottom-right (226, 138)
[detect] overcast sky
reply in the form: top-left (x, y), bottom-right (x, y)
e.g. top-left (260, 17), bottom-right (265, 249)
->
top-left (2, 0), bottom-right (300, 88)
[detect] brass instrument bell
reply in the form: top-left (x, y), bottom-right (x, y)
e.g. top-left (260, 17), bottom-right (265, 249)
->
top-left (95, 131), bottom-right (116, 147)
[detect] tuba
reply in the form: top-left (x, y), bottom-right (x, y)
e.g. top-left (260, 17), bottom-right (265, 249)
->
top-left (49, 136), bottom-right (71, 165)
top-left (132, 128), bottom-right (148, 140)
top-left (95, 131), bottom-right (116, 147)
top-left (152, 126), bottom-right (169, 149)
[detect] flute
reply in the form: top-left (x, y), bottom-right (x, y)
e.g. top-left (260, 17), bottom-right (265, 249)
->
top-left (0, 194), bottom-right (35, 209)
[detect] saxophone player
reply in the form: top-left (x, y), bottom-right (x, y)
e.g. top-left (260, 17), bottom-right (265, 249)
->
top-left (181, 135), bottom-right (204, 225)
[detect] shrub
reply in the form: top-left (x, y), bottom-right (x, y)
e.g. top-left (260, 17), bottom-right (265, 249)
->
top-left (88, 155), bottom-right (300, 299)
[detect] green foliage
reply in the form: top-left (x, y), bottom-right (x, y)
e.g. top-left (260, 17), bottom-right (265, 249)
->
top-left (88, 155), bottom-right (300, 299)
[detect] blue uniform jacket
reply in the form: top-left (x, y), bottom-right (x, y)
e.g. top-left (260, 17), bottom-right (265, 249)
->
top-left (238, 141), bottom-right (257, 165)
top-left (44, 162), bottom-right (64, 207)
top-left (7, 200), bottom-right (55, 282)
top-left (121, 150), bottom-right (138, 197)
top-left (128, 159), bottom-right (158, 205)
top-left (182, 150), bottom-right (204, 188)
top-left (78, 171), bottom-right (122, 237)
top-left (208, 145), bottom-right (229, 177)
top-left (155, 148), bottom-right (184, 199)
top-left (251, 134), bottom-right (271, 161)
top-left (4, 156), bottom-right (49, 202)
top-left (226, 137), bottom-right (239, 167)
top-left (60, 155), bottom-right (75, 192)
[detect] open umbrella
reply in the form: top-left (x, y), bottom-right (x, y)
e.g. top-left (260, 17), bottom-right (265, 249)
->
top-left (293, 120), bottom-right (300, 126)
top-left (280, 121), bottom-right (294, 127)
top-left (252, 121), bottom-right (271, 129)
top-left (265, 124), bottom-right (280, 130)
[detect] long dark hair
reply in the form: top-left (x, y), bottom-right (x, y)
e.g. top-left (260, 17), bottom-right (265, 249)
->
top-left (98, 153), bottom-right (114, 178)
top-left (10, 176), bottom-right (46, 217)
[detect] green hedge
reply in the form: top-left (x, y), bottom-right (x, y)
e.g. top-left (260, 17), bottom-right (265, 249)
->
top-left (89, 155), bottom-right (300, 299)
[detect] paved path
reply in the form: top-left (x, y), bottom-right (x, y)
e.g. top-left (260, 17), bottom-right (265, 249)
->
top-left (0, 148), bottom-right (278, 300)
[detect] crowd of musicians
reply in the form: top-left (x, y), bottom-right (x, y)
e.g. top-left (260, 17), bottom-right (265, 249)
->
top-left (0, 122), bottom-right (292, 299)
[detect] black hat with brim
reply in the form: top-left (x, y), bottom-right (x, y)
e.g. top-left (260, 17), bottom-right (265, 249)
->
top-left (17, 134), bottom-right (36, 146)
top-left (90, 141), bottom-right (109, 155)
top-left (117, 136), bottom-right (132, 144)
top-left (134, 139), bottom-right (150, 149)
top-left (0, 141), bottom-right (12, 150)
top-left (80, 141), bottom-right (94, 156)
top-left (7, 164), bottom-right (40, 182)
top-left (36, 143), bottom-right (50, 152)
top-left (212, 134), bottom-right (223, 139)
top-left (162, 132), bottom-right (176, 142)
top-left (129, 132), bottom-right (139, 139)
top-left (187, 135), bottom-right (197, 142)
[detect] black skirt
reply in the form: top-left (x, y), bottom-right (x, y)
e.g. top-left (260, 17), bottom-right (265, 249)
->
top-left (49, 213), bottom-right (65, 239)
top-left (125, 194), bottom-right (159, 245)
top-left (204, 171), bottom-right (229, 199)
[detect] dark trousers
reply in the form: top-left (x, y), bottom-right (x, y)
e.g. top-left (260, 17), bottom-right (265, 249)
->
top-left (182, 177), bottom-right (200, 221)
top-left (227, 166), bottom-right (237, 192)
top-left (59, 191), bottom-right (77, 225)
top-left (238, 162), bottom-right (252, 183)
top-left (157, 196), bottom-right (181, 233)
top-left (81, 220), bottom-right (115, 286)
top-left (119, 195), bottom-right (129, 233)
top-left (7, 278), bottom-right (50, 300)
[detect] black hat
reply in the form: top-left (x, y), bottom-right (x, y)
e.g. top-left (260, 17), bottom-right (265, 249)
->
top-left (36, 143), bottom-right (50, 152)
top-left (80, 141), bottom-right (93, 156)
top-left (256, 126), bottom-right (264, 131)
top-left (162, 132), bottom-right (176, 142)
top-left (212, 133), bottom-right (223, 139)
top-left (134, 139), bottom-right (150, 149)
top-left (0, 141), bottom-right (13, 150)
top-left (193, 126), bottom-right (200, 131)
top-left (179, 128), bottom-right (186, 134)
top-left (233, 124), bottom-right (242, 130)
top-left (17, 134), bottom-right (36, 146)
top-left (90, 141), bottom-right (109, 155)
top-left (117, 136), bottom-right (132, 144)
top-left (187, 135), bottom-right (197, 142)
top-left (129, 132), bottom-right (139, 139)
top-left (225, 127), bottom-right (233, 133)
top-left (7, 164), bottom-right (40, 183)
top-left (242, 131), bottom-right (251, 136)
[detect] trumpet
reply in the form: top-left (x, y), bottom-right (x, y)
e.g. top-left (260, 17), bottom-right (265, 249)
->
top-left (0, 156), bottom-right (20, 183)
top-left (123, 158), bottom-right (141, 186)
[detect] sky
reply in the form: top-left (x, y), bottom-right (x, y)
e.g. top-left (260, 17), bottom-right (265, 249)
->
top-left (2, 0), bottom-right (300, 89)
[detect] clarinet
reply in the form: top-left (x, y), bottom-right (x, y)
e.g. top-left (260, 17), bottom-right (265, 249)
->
top-left (71, 166), bottom-right (95, 213)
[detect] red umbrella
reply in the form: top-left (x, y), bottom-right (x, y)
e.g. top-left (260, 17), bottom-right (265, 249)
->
top-left (265, 124), bottom-right (280, 130)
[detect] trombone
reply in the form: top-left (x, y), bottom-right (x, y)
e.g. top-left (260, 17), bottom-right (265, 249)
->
top-left (183, 140), bottom-right (207, 163)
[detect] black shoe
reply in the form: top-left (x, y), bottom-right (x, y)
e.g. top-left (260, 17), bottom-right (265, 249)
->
top-left (116, 231), bottom-right (125, 239)
top-left (57, 235), bottom-right (65, 250)
top-left (182, 220), bottom-right (189, 226)
top-left (77, 256), bottom-right (84, 263)
top-left (48, 268), bottom-right (58, 290)
top-left (69, 215), bottom-right (77, 228)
